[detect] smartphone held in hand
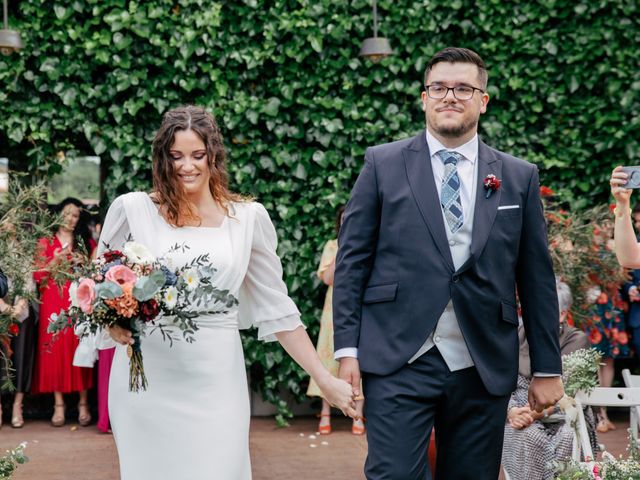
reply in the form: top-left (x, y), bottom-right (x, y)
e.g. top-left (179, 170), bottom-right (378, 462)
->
top-left (621, 166), bottom-right (640, 189)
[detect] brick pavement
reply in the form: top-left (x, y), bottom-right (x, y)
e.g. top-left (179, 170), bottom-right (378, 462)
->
top-left (0, 414), bottom-right (632, 479)
top-left (0, 417), bottom-right (366, 480)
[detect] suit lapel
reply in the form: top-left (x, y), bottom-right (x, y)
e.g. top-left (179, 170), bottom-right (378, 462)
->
top-left (466, 140), bottom-right (502, 268)
top-left (402, 131), bottom-right (455, 272)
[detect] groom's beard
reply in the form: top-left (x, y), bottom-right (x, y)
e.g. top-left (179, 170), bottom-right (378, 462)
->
top-left (428, 113), bottom-right (479, 140)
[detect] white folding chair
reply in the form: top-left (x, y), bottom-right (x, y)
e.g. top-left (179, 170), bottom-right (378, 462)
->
top-left (572, 387), bottom-right (640, 461)
top-left (622, 368), bottom-right (640, 440)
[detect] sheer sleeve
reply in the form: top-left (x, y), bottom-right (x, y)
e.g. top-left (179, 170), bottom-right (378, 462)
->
top-left (238, 203), bottom-right (303, 342)
top-left (97, 195), bottom-right (131, 255)
top-left (93, 195), bottom-right (132, 350)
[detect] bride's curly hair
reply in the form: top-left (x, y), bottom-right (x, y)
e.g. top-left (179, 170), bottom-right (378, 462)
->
top-left (151, 105), bottom-right (244, 227)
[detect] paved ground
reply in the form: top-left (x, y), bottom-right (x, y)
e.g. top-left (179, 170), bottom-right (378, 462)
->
top-left (0, 413), bottom-right (631, 479)
top-left (0, 417), bottom-right (366, 480)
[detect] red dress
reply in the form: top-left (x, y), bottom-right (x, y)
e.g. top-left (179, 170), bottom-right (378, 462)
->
top-left (32, 236), bottom-right (95, 393)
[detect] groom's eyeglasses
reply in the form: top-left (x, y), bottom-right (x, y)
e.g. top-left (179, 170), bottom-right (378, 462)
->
top-left (424, 84), bottom-right (484, 101)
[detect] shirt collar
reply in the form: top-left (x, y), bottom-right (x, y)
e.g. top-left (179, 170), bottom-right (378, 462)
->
top-left (426, 130), bottom-right (478, 164)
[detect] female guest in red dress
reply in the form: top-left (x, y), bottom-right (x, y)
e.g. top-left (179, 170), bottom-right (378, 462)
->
top-left (33, 198), bottom-right (95, 427)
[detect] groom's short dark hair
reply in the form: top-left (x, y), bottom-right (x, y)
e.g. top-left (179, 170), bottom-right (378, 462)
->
top-left (424, 47), bottom-right (488, 89)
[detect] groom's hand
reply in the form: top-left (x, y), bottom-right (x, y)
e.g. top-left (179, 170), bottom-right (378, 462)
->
top-left (528, 376), bottom-right (564, 412)
top-left (338, 357), bottom-right (361, 398)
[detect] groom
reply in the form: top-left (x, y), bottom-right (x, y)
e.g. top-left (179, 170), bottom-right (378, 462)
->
top-left (333, 47), bottom-right (564, 479)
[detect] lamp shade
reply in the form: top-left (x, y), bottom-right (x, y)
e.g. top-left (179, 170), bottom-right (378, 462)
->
top-left (359, 37), bottom-right (393, 62)
top-left (0, 28), bottom-right (22, 55)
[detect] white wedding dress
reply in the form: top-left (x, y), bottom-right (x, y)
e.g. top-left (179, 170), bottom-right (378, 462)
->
top-left (97, 192), bottom-right (302, 480)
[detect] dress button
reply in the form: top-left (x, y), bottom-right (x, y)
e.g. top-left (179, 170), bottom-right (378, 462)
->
top-left (452, 275), bottom-right (460, 283)
top-left (449, 240), bottom-right (456, 246)
top-left (434, 336), bottom-right (441, 343)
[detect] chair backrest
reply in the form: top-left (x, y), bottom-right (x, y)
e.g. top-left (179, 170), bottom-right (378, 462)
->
top-left (574, 387), bottom-right (640, 407)
top-left (572, 387), bottom-right (640, 462)
top-left (622, 368), bottom-right (640, 388)
top-left (621, 369), bottom-right (640, 441)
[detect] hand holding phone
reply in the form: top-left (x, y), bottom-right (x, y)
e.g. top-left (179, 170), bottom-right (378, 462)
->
top-left (621, 166), bottom-right (640, 189)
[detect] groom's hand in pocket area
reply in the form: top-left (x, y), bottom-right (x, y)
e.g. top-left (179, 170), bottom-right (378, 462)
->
top-left (338, 357), bottom-right (361, 400)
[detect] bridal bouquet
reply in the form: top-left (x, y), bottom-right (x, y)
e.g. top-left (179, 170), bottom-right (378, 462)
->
top-left (48, 241), bottom-right (238, 392)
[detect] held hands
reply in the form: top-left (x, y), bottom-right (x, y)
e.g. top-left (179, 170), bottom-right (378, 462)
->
top-left (528, 376), bottom-right (564, 413)
top-left (318, 375), bottom-right (358, 419)
top-left (610, 166), bottom-right (632, 206)
top-left (336, 357), bottom-right (362, 419)
top-left (106, 324), bottom-right (134, 346)
top-left (338, 357), bottom-right (361, 397)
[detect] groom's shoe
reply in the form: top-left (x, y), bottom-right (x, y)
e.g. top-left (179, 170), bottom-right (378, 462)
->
top-left (318, 414), bottom-right (331, 435)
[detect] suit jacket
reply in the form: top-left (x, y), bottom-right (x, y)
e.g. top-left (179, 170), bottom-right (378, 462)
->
top-left (0, 269), bottom-right (7, 298)
top-left (333, 130), bottom-right (562, 396)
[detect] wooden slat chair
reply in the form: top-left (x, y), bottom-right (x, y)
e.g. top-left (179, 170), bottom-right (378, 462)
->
top-left (622, 368), bottom-right (640, 441)
top-left (573, 387), bottom-right (640, 461)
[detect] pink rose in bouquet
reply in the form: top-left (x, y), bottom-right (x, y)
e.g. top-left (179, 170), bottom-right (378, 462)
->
top-left (105, 264), bottom-right (138, 290)
top-left (76, 278), bottom-right (96, 314)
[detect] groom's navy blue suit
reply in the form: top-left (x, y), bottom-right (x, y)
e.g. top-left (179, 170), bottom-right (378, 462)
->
top-left (333, 130), bottom-right (562, 479)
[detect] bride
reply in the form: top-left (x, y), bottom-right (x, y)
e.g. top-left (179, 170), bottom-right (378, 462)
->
top-left (98, 105), bottom-right (356, 479)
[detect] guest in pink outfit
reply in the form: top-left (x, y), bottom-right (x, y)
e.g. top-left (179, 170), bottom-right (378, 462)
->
top-left (97, 347), bottom-right (115, 432)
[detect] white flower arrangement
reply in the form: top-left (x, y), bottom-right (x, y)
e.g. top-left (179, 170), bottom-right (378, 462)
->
top-left (123, 241), bottom-right (156, 265)
top-left (182, 267), bottom-right (200, 291)
top-left (163, 286), bottom-right (178, 310)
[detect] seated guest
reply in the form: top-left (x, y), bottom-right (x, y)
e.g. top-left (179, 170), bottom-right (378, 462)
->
top-left (501, 280), bottom-right (597, 480)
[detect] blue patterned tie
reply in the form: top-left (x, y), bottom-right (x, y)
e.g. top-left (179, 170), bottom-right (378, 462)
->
top-left (437, 150), bottom-right (464, 234)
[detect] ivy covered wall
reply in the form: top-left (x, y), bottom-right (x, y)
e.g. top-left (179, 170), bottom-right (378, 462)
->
top-left (1, 0), bottom-right (638, 421)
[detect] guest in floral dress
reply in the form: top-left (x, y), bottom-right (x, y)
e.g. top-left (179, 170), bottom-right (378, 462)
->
top-left (583, 222), bottom-right (631, 432)
top-left (307, 206), bottom-right (365, 435)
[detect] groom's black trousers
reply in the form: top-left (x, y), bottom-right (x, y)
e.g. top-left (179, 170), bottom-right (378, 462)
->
top-left (363, 348), bottom-right (510, 480)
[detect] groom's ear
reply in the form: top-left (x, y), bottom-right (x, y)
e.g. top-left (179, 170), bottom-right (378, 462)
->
top-left (479, 92), bottom-right (489, 114)
top-left (421, 91), bottom-right (428, 112)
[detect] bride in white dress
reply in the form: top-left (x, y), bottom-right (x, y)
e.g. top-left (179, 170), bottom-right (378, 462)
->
top-left (99, 106), bottom-right (356, 479)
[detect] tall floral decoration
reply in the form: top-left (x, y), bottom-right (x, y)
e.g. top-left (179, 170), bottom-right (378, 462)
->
top-left (0, 180), bottom-right (72, 391)
top-left (541, 187), bottom-right (626, 328)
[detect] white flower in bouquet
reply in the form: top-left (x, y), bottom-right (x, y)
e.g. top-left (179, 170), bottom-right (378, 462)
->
top-left (123, 241), bottom-right (155, 265)
top-left (163, 286), bottom-right (178, 309)
top-left (69, 281), bottom-right (80, 308)
top-left (585, 286), bottom-right (602, 304)
top-left (183, 268), bottom-right (200, 290)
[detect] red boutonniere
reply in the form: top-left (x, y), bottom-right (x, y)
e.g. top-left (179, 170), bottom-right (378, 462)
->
top-left (483, 174), bottom-right (501, 199)
top-left (8, 323), bottom-right (19, 336)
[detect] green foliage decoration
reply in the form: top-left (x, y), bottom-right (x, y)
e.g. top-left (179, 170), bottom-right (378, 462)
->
top-left (0, 180), bottom-right (68, 391)
top-left (1, 1), bottom-right (638, 420)
top-left (0, 443), bottom-right (28, 480)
